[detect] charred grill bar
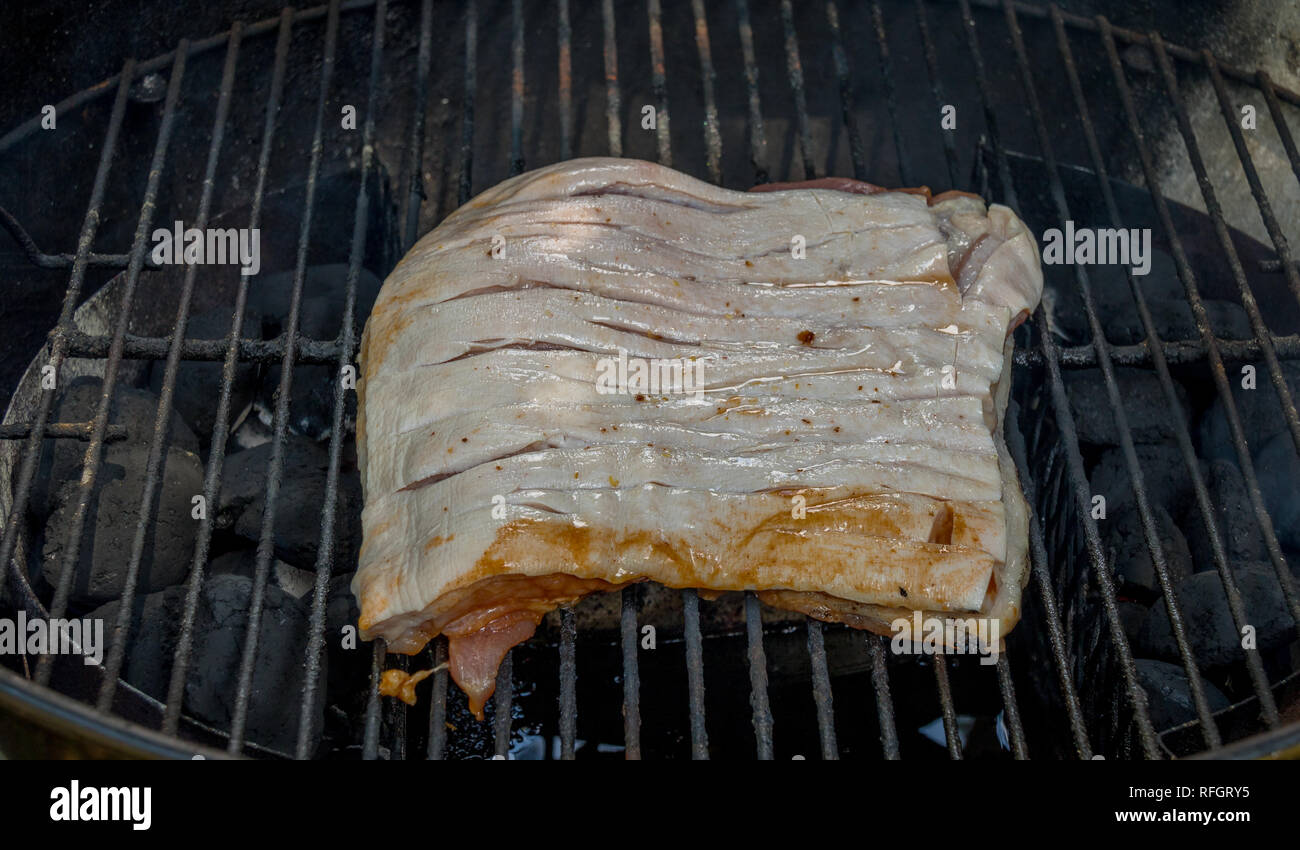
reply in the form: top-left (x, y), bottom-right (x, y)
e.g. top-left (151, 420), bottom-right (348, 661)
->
top-left (1, 0), bottom-right (1299, 760)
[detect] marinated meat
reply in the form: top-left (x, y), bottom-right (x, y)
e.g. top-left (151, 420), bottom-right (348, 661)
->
top-left (354, 157), bottom-right (1043, 717)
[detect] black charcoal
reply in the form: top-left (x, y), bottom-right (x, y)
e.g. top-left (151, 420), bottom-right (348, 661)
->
top-left (80, 573), bottom-right (323, 755)
top-left (1256, 432), bottom-right (1300, 551)
top-left (250, 264), bottom-right (382, 338)
top-left (1119, 600), bottom-right (1148, 647)
top-left (1089, 443), bottom-right (1199, 519)
top-left (1137, 568), bottom-right (1296, 667)
top-left (257, 296), bottom-right (350, 442)
top-left (217, 436), bottom-right (362, 571)
top-left (252, 265), bottom-right (378, 442)
top-left (1197, 360), bottom-right (1300, 464)
top-left (209, 548), bottom-right (315, 598)
top-left (150, 304), bottom-right (261, 445)
top-left (1135, 659), bottom-right (1230, 731)
top-left (32, 376), bottom-right (198, 520)
top-left (1107, 504), bottom-right (1191, 600)
top-left (185, 574), bottom-right (322, 754)
top-left (1099, 298), bottom-right (1252, 346)
top-left (1065, 368), bottom-right (1188, 446)
top-left (1185, 459), bottom-right (1268, 568)
top-left (69, 584), bottom-right (189, 702)
top-left (262, 363), bottom-right (339, 442)
top-left (325, 571), bottom-right (367, 707)
top-left (40, 444), bottom-right (202, 606)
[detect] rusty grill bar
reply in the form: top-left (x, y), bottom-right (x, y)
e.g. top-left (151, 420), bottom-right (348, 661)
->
top-left (1, 0), bottom-right (1299, 760)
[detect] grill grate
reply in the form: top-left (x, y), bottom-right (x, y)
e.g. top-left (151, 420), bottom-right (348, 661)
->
top-left (1, 0), bottom-right (1299, 760)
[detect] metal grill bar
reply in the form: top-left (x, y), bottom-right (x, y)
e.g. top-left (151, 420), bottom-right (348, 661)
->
top-left (867, 637), bottom-right (901, 759)
top-left (426, 637), bottom-right (449, 759)
top-left (690, 0), bottom-right (722, 185)
top-left (970, 7), bottom-right (1086, 759)
top-left (734, 0), bottom-right (768, 182)
top-left (806, 619), bottom-right (838, 759)
top-left (0, 423), bottom-right (126, 442)
top-left (1149, 44), bottom-right (1300, 480)
top-left (771, 0), bottom-right (844, 759)
top-left (509, 0), bottom-right (525, 177)
top-left (58, 330), bottom-right (346, 365)
top-left (620, 585), bottom-right (641, 759)
top-left (0, 205), bottom-right (161, 271)
top-left (424, 0), bottom-right (480, 759)
top-left (1204, 55), bottom-right (1300, 311)
top-left (913, 0), bottom-right (961, 188)
top-left (601, 0), bottom-right (621, 158)
top-left (558, 0), bottom-right (573, 161)
top-left (389, 650), bottom-right (408, 760)
top-left (96, 22), bottom-right (242, 713)
top-left (960, 0), bottom-right (1166, 757)
top-left (1002, 0), bottom-right (1225, 748)
top-left (743, 591), bottom-right (774, 758)
top-left (35, 48), bottom-right (189, 689)
top-left (591, 3), bottom-right (641, 761)
top-left (870, 1), bottom-right (910, 186)
top-left (1257, 70), bottom-right (1300, 186)
top-left (414, 0), bottom-right (478, 760)
top-left (80, 307), bottom-right (1223, 361)
top-left (818, 0), bottom-right (908, 759)
top-left (403, 0), bottom-right (436, 251)
top-left (682, 588), bottom-right (708, 758)
top-left (679, 4), bottom-right (719, 760)
top-left (493, 652), bottom-right (513, 757)
top-left (558, 608), bottom-right (577, 759)
top-left (299, 0), bottom-right (388, 759)
top-left (1016, 334), bottom-right (1300, 369)
top-left (995, 654), bottom-right (1028, 758)
top-left (728, 4), bottom-right (783, 760)
top-left (161, 8), bottom-right (294, 739)
top-left (825, 2), bottom-right (865, 183)
top-left (458, 0), bottom-right (478, 212)
top-left (227, 0), bottom-right (343, 754)
top-left (646, 0), bottom-right (671, 167)
top-left (363, 639), bottom-right (385, 756)
top-left (1005, 398), bottom-right (1093, 757)
top-left (554, 0), bottom-right (578, 761)
top-left (594, 0), bottom-right (641, 761)
top-left (778, 0), bottom-right (815, 179)
top-left (490, 0), bottom-right (529, 757)
top-left (930, 653), bottom-right (962, 759)
top-left (58, 314), bottom-right (1300, 371)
